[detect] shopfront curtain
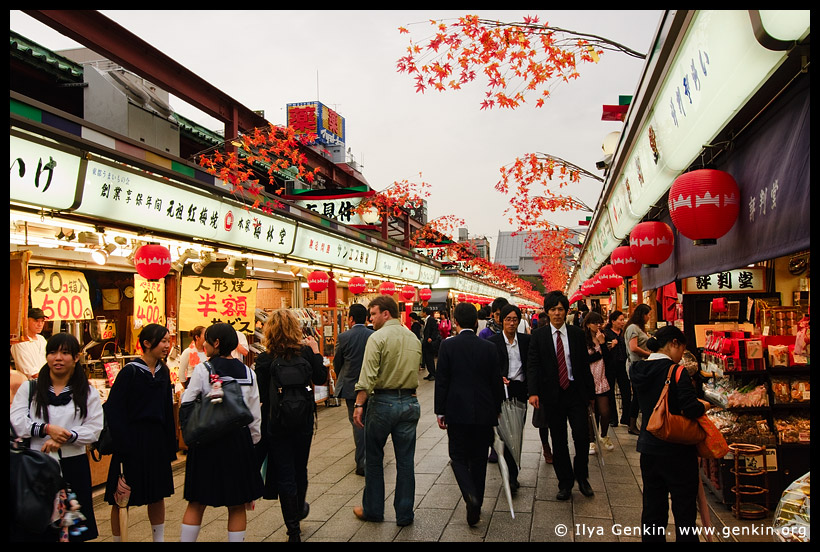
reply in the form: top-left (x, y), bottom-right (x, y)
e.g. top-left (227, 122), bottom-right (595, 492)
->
top-left (641, 73), bottom-right (810, 290)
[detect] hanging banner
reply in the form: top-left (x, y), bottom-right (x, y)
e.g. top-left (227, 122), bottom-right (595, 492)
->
top-left (28, 268), bottom-right (93, 321)
top-left (179, 276), bottom-right (257, 334)
top-left (133, 274), bottom-right (166, 328)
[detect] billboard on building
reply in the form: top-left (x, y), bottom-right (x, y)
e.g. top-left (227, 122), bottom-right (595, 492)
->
top-left (286, 101), bottom-right (345, 147)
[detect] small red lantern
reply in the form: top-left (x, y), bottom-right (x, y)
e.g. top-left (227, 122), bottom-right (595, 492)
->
top-left (134, 244), bottom-right (172, 281)
top-left (419, 288), bottom-right (432, 302)
top-left (400, 285), bottom-right (416, 301)
top-left (598, 264), bottom-right (622, 289)
top-left (307, 270), bottom-right (330, 292)
top-left (610, 245), bottom-right (641, 277)
top-left (669, 169), bottom-right (740, 245)
top-left (348, 276), bottom-right (367, 295)
top-left (378, 281), bottom-right (396, 296)
top-left (630, 221), bottom-right (674, 267)
top-left (457, 293), bottom-right (466, 302)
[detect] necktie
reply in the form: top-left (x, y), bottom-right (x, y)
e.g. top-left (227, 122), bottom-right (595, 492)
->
top-left (555, 331), bottom-right (569, 390)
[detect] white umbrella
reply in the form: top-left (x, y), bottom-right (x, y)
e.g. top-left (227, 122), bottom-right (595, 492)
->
top-left (497, 385), bottom-right (527, 470)
top-left (492, 428), bottom-right (515, 519)
top-left (588, 405), bottom-right (605, 469)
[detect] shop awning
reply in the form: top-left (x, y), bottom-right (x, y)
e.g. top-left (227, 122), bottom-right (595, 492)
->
top-left (641, 75), bottom-right (810, 290)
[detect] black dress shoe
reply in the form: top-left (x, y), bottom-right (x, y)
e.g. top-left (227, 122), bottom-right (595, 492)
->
top-left (466, 496), bottom-right (481, 527)
top-left (578, 480), bottom-right (594, 497)
top-left (556, 488), bottom-right (572, 501)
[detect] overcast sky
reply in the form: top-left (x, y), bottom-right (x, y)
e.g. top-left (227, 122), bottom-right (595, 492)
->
top-left (11, 10), bottom-right (663, 260)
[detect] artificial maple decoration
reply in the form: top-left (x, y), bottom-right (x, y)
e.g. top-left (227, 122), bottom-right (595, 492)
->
top-left (197, 124), bottom-right (321, 214)
top-left (397, 15), bottom-right (644, 110)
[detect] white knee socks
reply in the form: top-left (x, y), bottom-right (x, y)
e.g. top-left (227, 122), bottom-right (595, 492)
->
top-left (228, 530), bottom-right (246, 542)
top-left (179, 523), bottom-right (201, 542)
top-left (151, 523), bottom-right (165, 542)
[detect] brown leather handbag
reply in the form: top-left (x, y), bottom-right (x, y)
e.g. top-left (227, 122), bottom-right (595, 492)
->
top-left (646, 364), bottom-right (707, 445)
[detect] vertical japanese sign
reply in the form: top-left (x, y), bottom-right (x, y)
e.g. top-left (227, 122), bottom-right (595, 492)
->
top-left (179, 276), bottom-right (257, 334)
top-left (29, 268), bottom-right (93, 321)
top-left (133, 275), bottom-right (166, 328)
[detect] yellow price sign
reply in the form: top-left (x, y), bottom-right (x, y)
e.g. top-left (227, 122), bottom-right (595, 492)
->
top-left (179, 276), bottom-right (257, 334)
top-left (29, 268), bottom-right (93, 321)
top-left (133, 275), bottom-right (166, 327)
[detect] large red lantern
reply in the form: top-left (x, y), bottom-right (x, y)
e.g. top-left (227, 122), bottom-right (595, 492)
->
top-left (669, 169), bottom-right (740, 245)
top-left (348, 276), bottom-right (367, 295)
top-left (400, 285), bottom-right (416, 301)
top-left (134, 244), bottom-right (172, 281)
top-left (457, 293), bottom-right (466, 302)
top-left (378, 281), bottom-right (396, 296)
top-left (598, 264), bottom-right (622, 289)
top-left (581, 279), bottom-right (594, 296)
top-left (630, 221), bottom-right (674, 267)
top-left (419, 288), bottom-right (432, 302)
top-left (307, 271), bottom-right (330, 292)
top-left (610, 245), bottom-right (641, 277)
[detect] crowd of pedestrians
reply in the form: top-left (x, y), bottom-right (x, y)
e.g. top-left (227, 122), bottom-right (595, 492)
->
top-left (13, 290), bottom-right (695, 541)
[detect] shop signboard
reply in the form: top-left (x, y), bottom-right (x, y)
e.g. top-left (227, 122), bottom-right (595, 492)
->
top-left (29, 268), bottom-right (94, 321)
top-left (179, 276), bottom-right (257, 334)
top-left (290, 225), bottom-right (378, 273)
top-left (10, 133), bottom-right (83, 211)
top-left (682, 267), bottom-right (765, 294)
top-left (133, 274), bottom-right (166, 327)
top-left (284, 191), bottom-right (376, 227)
top-left (375, 251), bottom-right (422, 282)
top-left (78, 158), bottom-right (296, 256)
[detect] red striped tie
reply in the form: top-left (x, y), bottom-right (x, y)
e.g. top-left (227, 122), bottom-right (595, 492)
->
top-left (556, 331), bottom-right (569, 390)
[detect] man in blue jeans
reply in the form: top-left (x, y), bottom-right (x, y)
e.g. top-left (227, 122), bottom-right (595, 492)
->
top-left (352, 295), bottom-right (422, 527)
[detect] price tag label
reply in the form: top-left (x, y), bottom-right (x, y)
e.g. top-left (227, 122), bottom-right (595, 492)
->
top-left (29, 268), bottom-right (93, 321)
top-left (133, 275), bottom-right (166, 328)
top-left (179, 276), bottom-right (257, 334)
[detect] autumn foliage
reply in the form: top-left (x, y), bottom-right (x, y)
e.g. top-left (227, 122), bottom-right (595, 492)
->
top-left (196, 123), bottom-right (321, 214)
top-left (397, 15), bottom-right (603, 110)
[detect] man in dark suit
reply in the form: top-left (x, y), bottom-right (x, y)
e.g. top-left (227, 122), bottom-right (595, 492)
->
top-left (488, 304), bottom-right (531, 493)
top-left (421, 307), bottom-right (440, 380)
top-left (333, 303), bottom-right (374, 476)
top-left (527, 291), bottom-right (596, 501)
top-left (435, 302), bottom-right (504, 527)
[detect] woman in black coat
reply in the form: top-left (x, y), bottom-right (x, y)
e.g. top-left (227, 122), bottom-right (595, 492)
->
top-left (630, 325), bottom-right (705, 542)
top-left (255, 309), bottom-right (327, 542)
top-left (603, 310), bottom-right (630, 426)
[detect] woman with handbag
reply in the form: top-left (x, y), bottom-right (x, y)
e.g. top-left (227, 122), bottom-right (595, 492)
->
top-left (10, 333), bottom-right (104, 541)
top-left (179, 322), bottom-right (263, 542)
top-left (630, 325), bottom-right (705, 542)
top-left (255, 309), bottom-right (326, 542)
top-left (103, 323), bottom-right (177, 542)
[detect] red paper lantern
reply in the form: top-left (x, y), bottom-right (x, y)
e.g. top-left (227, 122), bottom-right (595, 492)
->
top-left (457, 293), bottom-right (466, 302)
top-left (630, 221), bottom-right (674, 267)
top-left (581, 279), bottom-right (594, 296)
top-left (598, 264), bottom-right (622, 289)
top-left (378, 281), bottom-right (396, 296)
top-left (669, 169), bottom-right (740, 245)
top-left (134, 244), bottom-right (172, 281)
top-left (348, 276), bottom-right (367, 295)
top-left (400, 285), bottom-right (416, 301)
top-left (610, 245), bottom-right (641, 277)
top-left (307, 270), bottom-right (330, 292)
top-left (419, 288), bottom-right (432, 302)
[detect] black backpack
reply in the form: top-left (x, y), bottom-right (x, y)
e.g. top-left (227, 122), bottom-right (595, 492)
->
top-left (269, 355), bottom-right (314, 432)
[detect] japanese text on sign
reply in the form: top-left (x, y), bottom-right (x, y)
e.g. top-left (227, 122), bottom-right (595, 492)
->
top-left (29, 268), bottom-right (93, 321)
top-left (179, 276), bottom-right (257, 334)
top-left (683, 268), bottom-right (765, 293)
top-left (133, 275), bottom-right (166, 327)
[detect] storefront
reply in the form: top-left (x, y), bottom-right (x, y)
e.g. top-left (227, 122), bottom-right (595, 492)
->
top-left (568, 10), bottom-right (810, 523)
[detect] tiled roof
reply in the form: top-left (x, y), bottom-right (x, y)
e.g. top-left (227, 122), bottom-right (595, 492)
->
top-left (10, 30), bottom-right (83, 82)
